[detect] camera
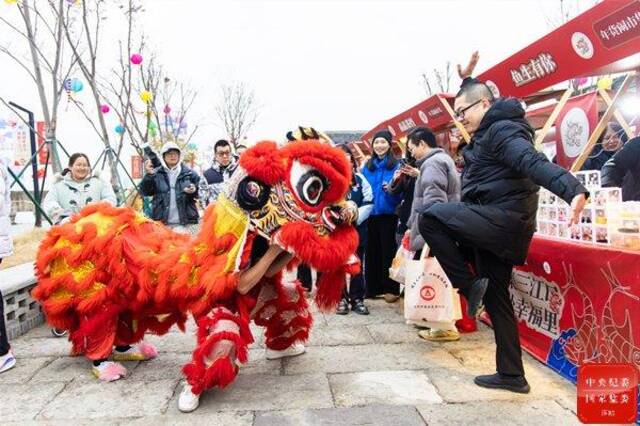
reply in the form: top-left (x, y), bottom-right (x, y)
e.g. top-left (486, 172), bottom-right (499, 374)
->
top-left (143, 144), bottom-right (162, 170)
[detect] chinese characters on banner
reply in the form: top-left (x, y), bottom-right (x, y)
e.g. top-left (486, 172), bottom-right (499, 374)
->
top-left (578, 363), bottom-right (638, 423)
top-left (509, 269), bottom-right (564, 339)
top-left (510, 53), bottom-right (558, 87)
top-left (593, 2), bottom-right (640, 49)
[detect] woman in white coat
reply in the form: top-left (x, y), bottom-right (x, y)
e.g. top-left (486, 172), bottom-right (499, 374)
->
top-left (43, 153), bottom-right (116, 223)
top-left (0, 156), bottom-right (16, 373)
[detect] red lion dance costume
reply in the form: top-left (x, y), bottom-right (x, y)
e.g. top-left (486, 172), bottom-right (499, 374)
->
top-left (33, 139), bottom-right (359, 410)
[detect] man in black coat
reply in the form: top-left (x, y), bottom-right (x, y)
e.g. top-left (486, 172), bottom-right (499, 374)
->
top-left (601, 135), bottom-right (640, 201)
top-left (418, 79), bottom-right (588, 393)
top-left (140, 142), bottom-right (201, 231)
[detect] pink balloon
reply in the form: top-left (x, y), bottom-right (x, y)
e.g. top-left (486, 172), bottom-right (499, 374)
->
top-left (100, 104), bottom-right (110, 114)
top-left (163, 104), bottom-right (171, 114)
top-left (130, 53), bottom-right (143, 65)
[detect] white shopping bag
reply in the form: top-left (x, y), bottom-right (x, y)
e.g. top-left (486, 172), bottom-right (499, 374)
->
top-left (389, 233), bottom-right (415, 285)
top-left (404, 246), bottom-right (462, 324)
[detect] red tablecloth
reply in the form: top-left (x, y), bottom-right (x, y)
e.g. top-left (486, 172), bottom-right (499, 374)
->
top-left (509, 235), bottom-right (640, 383)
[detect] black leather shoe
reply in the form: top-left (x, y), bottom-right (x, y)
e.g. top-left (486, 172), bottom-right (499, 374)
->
top-left (336, 298), bottom-right (349, 315)
top-left (467, 277), bottom-right (489, 317)
top-left (351, 299), bottom-right (369, 315)
top-left (474, 373), bottom-right (530, 394)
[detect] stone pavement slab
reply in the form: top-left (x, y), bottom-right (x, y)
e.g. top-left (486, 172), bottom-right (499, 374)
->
top-left (307, 324), bottom-right (374, 346)
top-left (125, 411), bottom-right (255, 426)
top-left (0, 356), bottom-right (52, 384)
top-left (10, 336), bottom-right (72, 358)
top-left (367, 322), bottom-right (424, 344)
top-left (416, 399), bottom-right (582, 426)
top-left (254, 405), bottom-right (426, 426)
top-left (165, 373), bottom-right (334, 414)
top-left (283, 343), bottom-right (463, 375)
top-left (0, 382), bottom-right (66, 422)
top-left (329, 370), bottom-right (443, 406)
top-left (37, 379), bottom-right (177, 420)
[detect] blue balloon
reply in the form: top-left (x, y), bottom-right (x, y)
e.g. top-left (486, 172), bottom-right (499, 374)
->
top-left (71, 78), bottom-right (83, 92)
top-left (115, 124), bottom-right (125, 134)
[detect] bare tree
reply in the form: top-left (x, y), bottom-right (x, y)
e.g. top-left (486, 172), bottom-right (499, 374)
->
top-left (543, 0), bottom-right (602, 29)
top-left (57, 0), bottom-right (127, 198)
top-left (214, 81), bottom-right (259, 146)
top-left (0, 0), bottom-right (79, 173)
top-left (421, 62), bottom-right (452, 96)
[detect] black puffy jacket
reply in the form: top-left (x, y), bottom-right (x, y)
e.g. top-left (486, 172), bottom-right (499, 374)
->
top-left (424, 98), bottom-right (588, 264)
top-left (139, 164), bottom-right (201, 225)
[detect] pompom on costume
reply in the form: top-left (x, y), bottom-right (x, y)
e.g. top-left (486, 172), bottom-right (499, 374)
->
top-left (33, 139), bottom-right (359, 395)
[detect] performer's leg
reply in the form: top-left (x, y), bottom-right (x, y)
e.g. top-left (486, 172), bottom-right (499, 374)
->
top-left (111, 312), bottom-right (159, 362)
top-left (253, 274), bottom-right (313, 357)
top-left (182, 306), bottom-right (253, 395)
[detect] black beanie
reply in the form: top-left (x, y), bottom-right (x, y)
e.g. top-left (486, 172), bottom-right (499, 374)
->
top-left (372, 129), bottom-right (392, 144)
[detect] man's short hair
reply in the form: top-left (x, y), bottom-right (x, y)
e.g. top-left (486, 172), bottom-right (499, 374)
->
top-left (407, 127), bottom-right (437, 148)
top-left (214, 139), bottom-right (231, 152)
top-left (456, 81), bottom-right (495, 104)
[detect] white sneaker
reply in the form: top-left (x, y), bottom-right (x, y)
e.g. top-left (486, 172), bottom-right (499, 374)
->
top-left (0, 351), bottom-right (16, 374)
top-left (178, 383), bottom-right (200, 413)
top-left (265, 342), bottom-right (306, 360)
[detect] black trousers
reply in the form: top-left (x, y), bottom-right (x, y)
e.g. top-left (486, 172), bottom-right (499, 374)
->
top-left (297, 264), bottom-right (312, 292)
top-left (419, 214), bottom-right (525, 377)
top-left (344, 245), bottom-right (366, 302)
top-left (365, 214), bottom-right (399, 297)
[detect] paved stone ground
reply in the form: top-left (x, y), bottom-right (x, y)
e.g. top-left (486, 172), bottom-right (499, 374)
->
top-left (1, 299), bottom-right (582, 425)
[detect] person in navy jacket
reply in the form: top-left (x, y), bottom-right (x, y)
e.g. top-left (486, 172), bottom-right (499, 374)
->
top-left (361, 130), bottom-right (403, 302)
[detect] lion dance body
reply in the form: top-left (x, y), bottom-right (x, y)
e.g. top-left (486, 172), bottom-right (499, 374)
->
top-left (33, 140), bottom-right (359, 395)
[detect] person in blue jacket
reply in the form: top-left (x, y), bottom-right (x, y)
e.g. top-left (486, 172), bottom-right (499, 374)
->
top-left (361, 130), bottom-right (403, 302)
top-left (336, 144), bottom-right (373, 315)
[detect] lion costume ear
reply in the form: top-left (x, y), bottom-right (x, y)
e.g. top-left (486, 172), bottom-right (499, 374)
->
top-left (286, 126), bottom-right (334, 145)
top-left (238, 141), bottom-right (287, 185)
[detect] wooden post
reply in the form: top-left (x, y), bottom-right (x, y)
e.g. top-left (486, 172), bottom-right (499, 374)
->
top-left (597, 88), bottom-right (634, 139)
top-left (571, 72), bottom-right (635, 172)
top-left (533, 88), bottom-right (573, 150)
top-left (438, 96), bottom-right (471, 143)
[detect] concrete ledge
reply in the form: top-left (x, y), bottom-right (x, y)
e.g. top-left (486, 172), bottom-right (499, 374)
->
top-left (0, 262), bottom-right (43, 340)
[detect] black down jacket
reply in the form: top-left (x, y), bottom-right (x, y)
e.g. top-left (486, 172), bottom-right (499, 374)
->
top-left (423, 98), bottom-right (588, 265)
top-left (139, 164), bottom-right (201, 225)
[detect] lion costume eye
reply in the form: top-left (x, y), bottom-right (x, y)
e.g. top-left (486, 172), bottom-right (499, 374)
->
top-left (290, 161), bottom-right (328, 207)
top-left (237, 176), bottom-right (271, 210)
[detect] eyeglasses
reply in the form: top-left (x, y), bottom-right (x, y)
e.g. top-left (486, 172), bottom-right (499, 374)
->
top-left (216, 151), bottom-right (231, 157)
top-left (454, 99), bottom-right (483, 120)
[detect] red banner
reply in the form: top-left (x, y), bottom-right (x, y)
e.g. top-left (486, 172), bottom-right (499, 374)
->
top-left (361, 94), bottom-right (454, 142)
top-left (477, 0), bottom-right (640, 99)
top-left (36, 121), bottom-right (50, 165)
top-left (509, 236), bottom-right (640, 388)
top-left (554, 92), bottom-right (599, 168)
top-left (131, 155), bottom-right (142, 179)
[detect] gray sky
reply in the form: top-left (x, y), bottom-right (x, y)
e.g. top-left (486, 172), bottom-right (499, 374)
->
top-left (0, 0), bottom-right (582, 166)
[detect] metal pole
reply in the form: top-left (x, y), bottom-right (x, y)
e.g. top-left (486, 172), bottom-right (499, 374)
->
top-left (7, 168), bottom-right (52, 225)
top-left (9, 101), bottom-right (42, 227)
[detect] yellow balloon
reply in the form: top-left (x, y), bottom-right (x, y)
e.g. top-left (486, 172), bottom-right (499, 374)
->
top-left (4, 0), bottom-right (18, 4)
top-left (140, 91), bottom-right (153, 103)
top-left (597, 77), bottom-right (613, 91)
